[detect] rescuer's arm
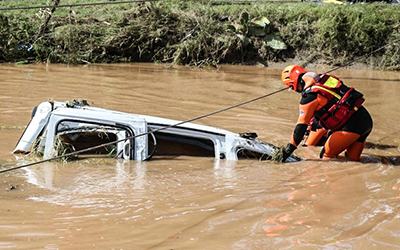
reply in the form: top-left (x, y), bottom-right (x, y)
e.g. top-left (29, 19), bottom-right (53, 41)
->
top-left (282, 94), bottom-right (319, 160)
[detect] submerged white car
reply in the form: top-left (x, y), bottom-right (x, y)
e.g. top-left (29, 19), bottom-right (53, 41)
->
top-left (13, 100), bottom-right (300, 162)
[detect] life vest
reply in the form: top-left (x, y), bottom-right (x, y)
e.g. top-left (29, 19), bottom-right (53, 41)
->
top-left (303, 74), bottom-right (365, 131)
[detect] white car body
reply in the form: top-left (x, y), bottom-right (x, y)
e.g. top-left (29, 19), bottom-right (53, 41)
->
top-left (13, 100), bottom-right (299, 162)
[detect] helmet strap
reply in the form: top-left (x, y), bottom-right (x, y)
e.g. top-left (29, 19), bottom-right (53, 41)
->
top-left (296, 73), bottom-right (306, 93)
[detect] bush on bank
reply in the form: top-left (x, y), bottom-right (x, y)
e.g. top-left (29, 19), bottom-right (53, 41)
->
top-left (0, 0), bottom-right (399, 70)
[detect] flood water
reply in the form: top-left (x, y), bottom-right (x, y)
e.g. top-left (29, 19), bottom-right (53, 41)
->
top-left (0, 63), bottom-right (399, 249)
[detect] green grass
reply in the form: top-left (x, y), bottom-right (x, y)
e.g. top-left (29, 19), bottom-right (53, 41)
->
top-left (0, 0), bottom-right (399, 69)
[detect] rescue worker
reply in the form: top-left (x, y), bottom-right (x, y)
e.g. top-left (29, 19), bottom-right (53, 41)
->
top-left (277, 65), bottom-right (373, 162)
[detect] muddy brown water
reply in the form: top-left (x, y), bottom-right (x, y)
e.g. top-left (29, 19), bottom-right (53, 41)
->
top-left (0, 63), bottom-right (399, 249)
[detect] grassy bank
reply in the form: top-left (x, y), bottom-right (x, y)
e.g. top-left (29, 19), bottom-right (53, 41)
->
top-left (0, 0), bottom-right (399, 70)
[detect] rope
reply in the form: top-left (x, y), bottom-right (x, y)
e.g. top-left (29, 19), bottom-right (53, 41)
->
top-left (16, 0), bottom-right (61, 51)
top-left (325, 36), bottom-right (400, 73)
top-left (0, 87), bottom-right (289, 174)
top-left (0, 0), bottom-right (156, 11)
top-left (33, 0), bottom-right (60, 46)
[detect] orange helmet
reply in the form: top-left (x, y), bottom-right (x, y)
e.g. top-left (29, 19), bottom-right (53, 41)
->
top-left (281, 65), bottom-right (307, 92)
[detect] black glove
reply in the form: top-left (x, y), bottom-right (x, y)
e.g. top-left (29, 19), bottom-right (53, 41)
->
top-left (272, 143), bottom-right (297, 162)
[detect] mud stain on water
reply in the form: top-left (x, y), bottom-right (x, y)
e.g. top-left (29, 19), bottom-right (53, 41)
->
top-left (0, 63), bottom-right (399, 249)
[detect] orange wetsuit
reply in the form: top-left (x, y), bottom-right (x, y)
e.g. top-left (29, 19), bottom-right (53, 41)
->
top-left (288, 73), bottom-right (373, 161)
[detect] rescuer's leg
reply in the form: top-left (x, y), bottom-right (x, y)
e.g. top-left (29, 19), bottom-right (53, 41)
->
top-left (345, 141), bottom-right (365, 161)
top-left (321, 131), bottom-right (360, 159)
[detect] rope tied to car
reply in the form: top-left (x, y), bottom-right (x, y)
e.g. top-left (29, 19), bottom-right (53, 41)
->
top-left (0, 87), bottom-right (289, 174)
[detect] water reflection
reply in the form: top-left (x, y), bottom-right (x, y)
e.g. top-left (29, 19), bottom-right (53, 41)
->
top-left (24, 162), bottom-right (57, 190)
top-left (24, 159), bottom-right (150, 195)
top-left (23, 158), bottom-right (243, 196)
top-left (115, 160), bottom-right (148, 190)
top-left (213, 159), bottom-right (237, 186)
top-left (261, 163), bottom-right (400, 247)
